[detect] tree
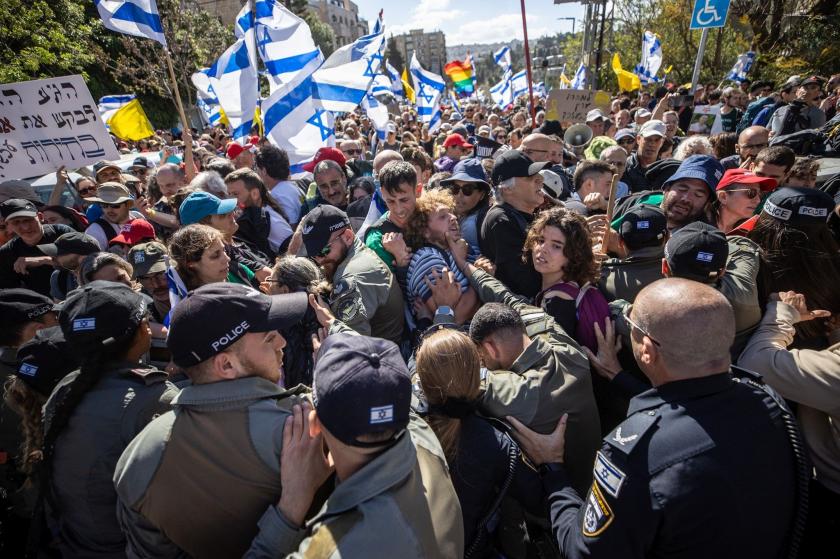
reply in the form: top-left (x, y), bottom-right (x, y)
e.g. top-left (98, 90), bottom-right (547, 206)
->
top-left (287, 0), bottom-right (335, 57)
top-left (0, 0), bottom-right (99, 83)
top-left (385, 37), bottom-right (404, 71)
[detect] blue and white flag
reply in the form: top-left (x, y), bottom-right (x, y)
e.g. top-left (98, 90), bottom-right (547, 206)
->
top-left (262, 73), bottom-right (335, 176)
top-left (207, 36), bottom-right (259, 144)
top-left (534, 81), bottom-right (548, 97)
top-left (410, 53), bottom-right (445, 132)
top-left (311, 17), bottom-right (385, 113)
top-left (511, 69), bottom-right (529, 100)
top-left (163, 255), bottom-right (188, 327)
top-left (725, 51), bottom-right (756, 83)
top-left (634, 31), bottom-right (662, 85)
top-left (385, 62), bottom-right (404, 100)
top-left (191, 70), bottom-right (222, 126)
top-left (369, 73), bottom-right (393, 98)
top-left (251, 0), bottom-right (323, 92)
top-left (494, 46), bottom-right (511, 72)
top-left (98, 94), bottom-right (136, 123)
top-left (94, 0), bottom-right (167, 47)
top-left (448, 89), bottom-right (463, 113)
top-left (362, 91), bottom-right (389, 152)
top-left (571, 63), bottom-right (587, 90)
top-left (490, 68), bottom-right (513, 109)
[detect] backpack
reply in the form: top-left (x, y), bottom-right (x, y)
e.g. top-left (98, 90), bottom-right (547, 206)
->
top-left (539, 281), bottom-right (610, 351)
top-left (779, 101), bottom-right (813, 136)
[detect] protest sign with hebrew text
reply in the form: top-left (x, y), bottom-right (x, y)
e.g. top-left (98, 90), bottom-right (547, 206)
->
top-left (0, 75), bottom-right (119, 180)
top-left (545, 89), bottom-right (597, 123)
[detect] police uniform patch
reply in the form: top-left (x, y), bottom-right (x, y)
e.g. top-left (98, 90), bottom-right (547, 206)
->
top-left (330, 279), bottom-right (365, 323)
top-left (593, 451), bottom-right (626, 497)
top-left (582, 482), bottom-right (613, 537)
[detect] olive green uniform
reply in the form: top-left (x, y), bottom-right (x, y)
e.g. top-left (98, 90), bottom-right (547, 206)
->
top-left (599, 246), bottom-right (665, 303)
top-left (467, 268), bottom-right (602, 495)
top-left (330, 238), bottom-right (404, 344)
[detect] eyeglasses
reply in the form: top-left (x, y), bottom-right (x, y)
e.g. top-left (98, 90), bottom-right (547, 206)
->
top-left (522, 148), bottom-right (548, 157)
top-left (625, 314), bottom-right (662, 347)
top-left (726, 188), bottom-right (761, 199)
top-left (448, 183), bottom-right (479, 196)
top-left (740, 142), bottom-right (768, 150)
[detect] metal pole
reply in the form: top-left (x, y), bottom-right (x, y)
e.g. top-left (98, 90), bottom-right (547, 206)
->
top-left (520, 0), bottom-right (536, 121)
top-left (593, 0), bottom-right (607, 91)
top-left (691, 28), bottom-right (710, 94)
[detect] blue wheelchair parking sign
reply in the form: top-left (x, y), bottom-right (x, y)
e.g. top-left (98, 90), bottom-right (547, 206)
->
top-left (690, 0), bottom-right (731, 29)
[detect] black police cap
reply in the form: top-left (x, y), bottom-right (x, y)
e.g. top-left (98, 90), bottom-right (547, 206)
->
top-left (491, 150), bottom-right (550, 186)
top-left (298, 205), bottom-right (350, 258)
top-left (0, 289), bottom-right (56, 330)
top-left (16, 326), bottom-right (79, 397)
top-left (762, 187), bottom-right (835, 227)
top-left (664, 222), bottom-right (728, 283)
top-left (37, 231), bottom-right (101, 257)
top-left (619, 206), bottom-right (668, 250)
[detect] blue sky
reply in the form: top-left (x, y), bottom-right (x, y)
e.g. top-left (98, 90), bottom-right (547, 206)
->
top-left (353, 0), bottom-right (585, 45)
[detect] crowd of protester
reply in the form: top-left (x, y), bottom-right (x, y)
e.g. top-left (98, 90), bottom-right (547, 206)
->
top-left (1, 71), bottom-right (839, 558)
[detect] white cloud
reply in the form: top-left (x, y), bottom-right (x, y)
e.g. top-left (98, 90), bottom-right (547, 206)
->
top-left (387, 0), bottom-right (465, 36)
top-left (448, 12), bottom-right (551, 45)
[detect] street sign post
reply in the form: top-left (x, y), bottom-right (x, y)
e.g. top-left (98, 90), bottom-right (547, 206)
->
top-left (689, 0), bottom-right (732, 92)
top-left (690, 0), bottom-right (731, 30)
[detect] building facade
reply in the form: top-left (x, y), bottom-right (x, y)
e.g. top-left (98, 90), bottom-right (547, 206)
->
top-left (307, 0), bottom-right (369, 48)
top-left (391, 30), bottom-right (447, 75)
top-left (195, 0), bottom-right (243, 25)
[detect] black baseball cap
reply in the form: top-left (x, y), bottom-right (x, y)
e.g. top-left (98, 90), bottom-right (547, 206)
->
top-left (59, 281), bottom-right (149, 355)
top-left (16, 326), bottom-right (79, 397)
top-left (313, 333), bottom-right (410, 448)
top-left (167, 283), bottom-right (309, 367)
top-left (37, 232), bottom-right (101, 257)
top-left (299, 205), bottom-right (351, 257)
top-left (0, 198), bottom-right (38, 220)
top-left (664, 222), bottom-right (728, 283)
top-left (0, 289), bottom-right (56, 330)
top-left (490, 150), bottom-right (550, 186)
top-left (130, 156), bottom-right (150, 169)
top-left (762, 187), bottom-right (835, 226)
top-left (619, 206), bottom-right (668, 249)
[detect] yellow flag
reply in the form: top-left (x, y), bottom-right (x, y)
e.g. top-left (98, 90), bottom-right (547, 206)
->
top-left (401, 68), bottom-right (416, 104)
top-left (663, 65), bottom-right (673, 74)
top-left (560, 72), bottom-right (572, 86)
top-left (611, 53), bottom-right (641, 92)
top-left (107, 99), bottom-right (154, 141)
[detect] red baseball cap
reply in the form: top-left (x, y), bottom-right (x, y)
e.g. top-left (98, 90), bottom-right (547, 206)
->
top-left (716, 168), bottom-right (777, 192)
top-left (443, 134), bottom-right (474, 149)
top-left (110, 219), bottom-right (156, 247)
top-left (226, 141), bottom-right (254, 160)
top-left (302, 147), bottom-right (347, 173)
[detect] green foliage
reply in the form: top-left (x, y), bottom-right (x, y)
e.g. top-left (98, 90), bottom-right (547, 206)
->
top-left (385, 37), bottom-right (404, 72)
top-left (304, 12), bottom-right (335, 58)
top-left (0, 0), bottom-right (99, 84)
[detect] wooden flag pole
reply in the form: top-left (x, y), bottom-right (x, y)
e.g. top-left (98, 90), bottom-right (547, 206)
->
top-left (595, 173), bottom-right (620, 259)
top-left (163, 49), bottom-right (191, 133)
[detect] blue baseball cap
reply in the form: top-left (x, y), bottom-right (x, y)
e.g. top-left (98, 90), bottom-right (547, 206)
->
top-left (179, 191), bottom-right (237, 226)
top-left (440, 158), bottom-right (490, 189)
top-left (663, 155), bottom-right (724, 193)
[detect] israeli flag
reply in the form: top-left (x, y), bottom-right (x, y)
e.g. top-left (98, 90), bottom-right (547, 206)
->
top-left (448, 89), bottom-right (462, 113)
top-left (511, 69), bottom-right (529, 100)
top-left (311, 18), bottom-right (385, 113)
top-left (385, 62), bottom-right (404, 100)
top-left (634, 31), bottom-right (662, 85)
top-left (571, 63), bottom-right (587, 90)
top-left (494, 46), bottom-right (512, 71)
top-left (370, 74), bottom-right (392, 98)
top-left (207, 36), bottom-right (259, 144)
top-left (252, 0), bottom-right (323, 93)
top-left (262, 73), bottom-right (335, 176)
top-left (410, 53), bottom-right (445, 132)
top-left (534, 81), bottom-right (548, 97)
top-left (98, 94), bottom-right (136, 124)
top-left (490, 68), bottom-right (514, 109)
top-left (191, 70), bottom-right (222, 126)
top-left (94, 0), bottom-right (167, 48)
top-left (163, 256), bottom-right (188, 327)
top-left (362, 90), bottom-right (389, 148)
top-left (726, 51), bottom-right (756, 83)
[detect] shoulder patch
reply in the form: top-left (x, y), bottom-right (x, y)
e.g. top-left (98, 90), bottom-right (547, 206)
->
top-left (605, 411), bottom-right (659, 455)
top-left (593, 451), bottom-right (626, 498)
top-left (303, 510), bottom-right (363, 559)
top-left (330, 278), bottom-right (365, 323)
top-left (582, 482), bottom-right (614, 537)
top-left (127, 367), bottom-right (169, 386)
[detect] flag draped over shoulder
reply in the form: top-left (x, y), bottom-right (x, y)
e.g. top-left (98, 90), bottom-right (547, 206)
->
top-left (410, 53), bottom-right (445, 132)
top-left (612, 53), bottom-right (641, 92)
top-left (94, 0), bottom-right (167, 47)
top-left (444, 59), bottom-right (474, 96)
top-left (634, 31), bottom-right (663, 85)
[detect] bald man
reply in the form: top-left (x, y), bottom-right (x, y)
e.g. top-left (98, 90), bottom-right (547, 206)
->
top-left (719, 126), bottom-right (770, 170)
top-left (509, 278), bottom-right (800, 559)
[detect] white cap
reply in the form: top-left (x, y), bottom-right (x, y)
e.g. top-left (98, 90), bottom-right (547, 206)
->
top-left (540, 169), bottom-right (565, 201)
top-left (613, 128), bottom-right (637, 142)
top-left (386, 122), bottom-right (396, 133)
top-left (638, 119), bottom-right (666, 138)
top-left (636, 108), bottom-right (652, 118)
top-left (586, 109), bottom-right (607, 122)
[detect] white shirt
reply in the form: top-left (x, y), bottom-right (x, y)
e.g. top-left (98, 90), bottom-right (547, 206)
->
top-left (269, 180), bottom-right (303, 225)
top-left (83, 210), bottom-right (143, 249)
top-left (266, 206), bottom-right (293, 253)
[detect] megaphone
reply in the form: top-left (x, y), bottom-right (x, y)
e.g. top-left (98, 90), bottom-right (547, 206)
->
top-left (564, 124), bottom-right (593, 156)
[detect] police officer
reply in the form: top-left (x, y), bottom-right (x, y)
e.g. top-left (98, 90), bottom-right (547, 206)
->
top-left (600, 206), bottom-right (668, 303)
top-left (246, 333), bottom-right (464, 558)
top-left (114, 283), bottom-right (319, 558)
top-left (446, 234), bottom-right (601, 495)
top-left (299, 205), bottom-right (405, 344)
top-left (37, 281), bottom-right (178, 557)
top-left (509, 278), bottom-right (800, 558)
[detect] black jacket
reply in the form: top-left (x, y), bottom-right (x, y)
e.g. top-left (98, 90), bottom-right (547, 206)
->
top-left (0, 224), bottom-right (73, 295)
top-left (479, 203), bottom-right (541, 298)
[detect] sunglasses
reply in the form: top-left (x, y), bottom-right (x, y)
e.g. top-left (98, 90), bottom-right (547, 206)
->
top-left (448, 183), bottom-right (479, 196)
top-left (78, 188), bottom-right (96, 197)
top-left (625, 314), bottom-right (662, 347)
top-left (618, 138), bottom-right (635, 145)
top-left (726, 188), bottom-right (761, 199)
top-left (102, 202), bottom-right (126, 209)
top-left (317, 235), bottom-right (343, 257)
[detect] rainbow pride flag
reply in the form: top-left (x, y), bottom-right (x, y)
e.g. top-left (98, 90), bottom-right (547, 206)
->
top-left (444, 58), bottom-right (474, 96)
